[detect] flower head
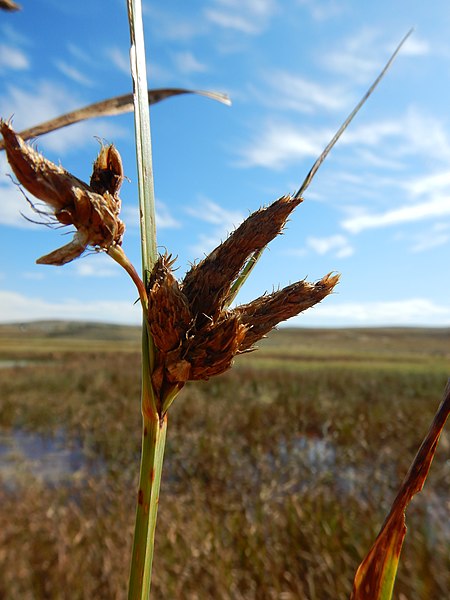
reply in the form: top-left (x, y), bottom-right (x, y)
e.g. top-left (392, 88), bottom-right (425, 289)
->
top-left (146, 197), bottom-right (339, 408)
top-left (0, 120), bottom-right (125, 265)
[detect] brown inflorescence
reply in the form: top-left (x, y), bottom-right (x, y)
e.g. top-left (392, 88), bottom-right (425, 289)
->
top-left (0, 120), bottom-right (125, 265)
top-left (146, 197), bottom-right (339, 406)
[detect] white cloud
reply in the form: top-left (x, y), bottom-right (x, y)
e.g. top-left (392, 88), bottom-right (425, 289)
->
top-left (238, 107), bottom-right (450, 173)
top-left (401, 35), bottom-right (430, 57)
top-left (344, 108), bottom-right (450, 164)
top-left (306, 234), bottom-right (353, 258)
top-left (406, 170), bottom-right (450, 197)
top-left (321, 28), bottom-right (384, 83)
top-left (342, 195), bottom-right (450, 234)
top-left (399, 222), bottom-right (450, 253)
top-left (105, 46), bottom-right (130, 76)
top-left (67, 43), bottom-right (95, 65)
top-left (121, 200), bottom-right (181, 231)
top-left (296, 0), bottom-right (346, 21)
top-left (258, 70), bottom-right (352, 114)
top-left (145, 5), bottom-right (205, 41)
top-left (54, 60), bottom-right (93, 87)
top-left (411, 231), bottom-right (450, 253)
top-left (0, 81), bottom-right (126, 153)
top-left (186, 197), bottom-right (244, 256)
top-left (237, 120), bottom-right (328, 169)
top-left (289, 298), bottom-right (450, 327)
top-left (71, 253), bottom-right (119, 278)
top-left (205, 0), bottom-right (276, 35)
top-left (0, 290), bottom-right (141, 325)
top-left (0, 43), bottom-right (29, 71)
top-left (172, 51), bottom-right (208, 75)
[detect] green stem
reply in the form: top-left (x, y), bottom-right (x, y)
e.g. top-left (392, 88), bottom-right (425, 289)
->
top-left (128, 412), bottom-right (167, 600)
top-left (126, 1), bottom-right (164, 598)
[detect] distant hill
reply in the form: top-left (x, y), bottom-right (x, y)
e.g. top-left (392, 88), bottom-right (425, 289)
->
top-left (0, 320), bottom-right (449, 368)
top-left (0, 320), bottom-right (141, 342)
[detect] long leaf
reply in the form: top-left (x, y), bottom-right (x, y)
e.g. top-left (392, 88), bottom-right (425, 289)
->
top-left (0, 88), bottom-right (230, 151)
top-left (351, 380), bottom-right (450, 600)
top-left (295, 28), bottom-right (413, 199)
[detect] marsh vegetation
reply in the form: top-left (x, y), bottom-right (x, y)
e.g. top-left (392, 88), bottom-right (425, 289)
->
top-left (0, 323), bottom-right (448, 599)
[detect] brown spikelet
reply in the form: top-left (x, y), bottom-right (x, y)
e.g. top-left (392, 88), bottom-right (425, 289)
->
top-left (1, 120), bottom-right (125, 265)
top-left (182, 195), bottom-right (303, 320)
top-left (147, 255), bottom-right (192, 353)
top-left (188, 315), bottom-right (247, 380)
top-left (90, 143), bottom-right (124, 197)
top-left (145, 194), bottom-right (337, 403)
top-left (236, 273), bottom-right (340, 351)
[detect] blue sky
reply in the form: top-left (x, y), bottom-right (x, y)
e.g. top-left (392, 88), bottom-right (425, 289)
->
top-left (1, 0), bottom-right (450, 327)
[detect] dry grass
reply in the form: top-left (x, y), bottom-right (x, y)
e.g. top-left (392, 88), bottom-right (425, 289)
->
top-left (0, 326), bottom-right (449, 599)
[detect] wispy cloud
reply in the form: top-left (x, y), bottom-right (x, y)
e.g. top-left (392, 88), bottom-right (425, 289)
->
top-left (0, 81), bottom-right (126, 153)
top-left (186, 197), bottom-right (244, 256)
top-left (320, 28), bottom-right (428, 86)
top-left (0, 43), bottom-right (29, 72)
top-left (71, 253), bottom-right (119, 278)
top-left (121, 200), bottom-right (181, 231)
top-left (320, 28), bottom-right (384, 83)
top-left (0, 290), bottom-right (141, 324)
top-left (238, 106), bottom-right (450, 173)
top-left (105, 46), bottom-right (130, 76)
top-left (342, 195), bottom-right (450, 234)
top-left (306, 233), bottom-right (354, 257)
top-left (343, 108), bottom-right (450, 164)
top-left (54, 60), bottom-right (93, 87)
top-left (295, 0), bottom-right (347, 21)
top-left (290, 298), bottom-right (450, 327)
top-left (237, 120), bottom-right (328, 169)
top-left (145, 5), bottom-right (205, 41)
top-left (257, 70), bottom-right (352, 114)
top-left (407, 223), bottom-right (450, 253)
top-left (205, 0), bottom-right (276, 35)
top-left (172, 51), bottom-right (208, 75)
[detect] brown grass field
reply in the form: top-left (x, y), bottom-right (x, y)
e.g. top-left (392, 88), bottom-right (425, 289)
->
top-left (0, 322), bottom-right (449, 599)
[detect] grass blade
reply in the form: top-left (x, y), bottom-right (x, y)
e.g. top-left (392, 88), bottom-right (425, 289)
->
top-left (351, 380), bottom-right (450, 600)
top-left (295, 28), bottom-right (413, 199)
top-left (0, 88), bottom-right (230, 151)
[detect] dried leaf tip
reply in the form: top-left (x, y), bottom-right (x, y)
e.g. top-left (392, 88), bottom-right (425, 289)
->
top-left (0, 120), bottom-right (125, 265)
top-left (0, 0), bottom-right (21, 11)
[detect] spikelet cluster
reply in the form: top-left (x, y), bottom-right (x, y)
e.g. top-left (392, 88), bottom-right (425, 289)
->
top-left (146, 196), bottom-right (339, 402)
top-left (1, 121), bottom-right (339, 409)
top-left (0, 120), bottom-right (125, 265)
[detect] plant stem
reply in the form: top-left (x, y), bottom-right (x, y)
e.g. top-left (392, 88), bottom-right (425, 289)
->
top-left (128, 412), bottom-right (168, 600)
top-left (127, 0), bottom-right (157, 273)
top-left (126, 1), bottom-right (166, 598)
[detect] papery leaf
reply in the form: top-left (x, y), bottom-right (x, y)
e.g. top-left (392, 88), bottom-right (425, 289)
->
top-left (351, 380), bottom-right (450, 600)
top-left (0, 88), bottom-right (230, 151)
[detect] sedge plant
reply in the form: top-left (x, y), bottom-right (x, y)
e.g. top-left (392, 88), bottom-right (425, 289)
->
top-left (1, 3), bottom-right (449, 599)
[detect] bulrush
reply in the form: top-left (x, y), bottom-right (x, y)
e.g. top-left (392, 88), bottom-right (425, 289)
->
top-left (146, 197), bottom-right (339, 409)
top-left (0, 120), bottom-right (125, 265)
top-left (1, 120), bottom-right (338, 413)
